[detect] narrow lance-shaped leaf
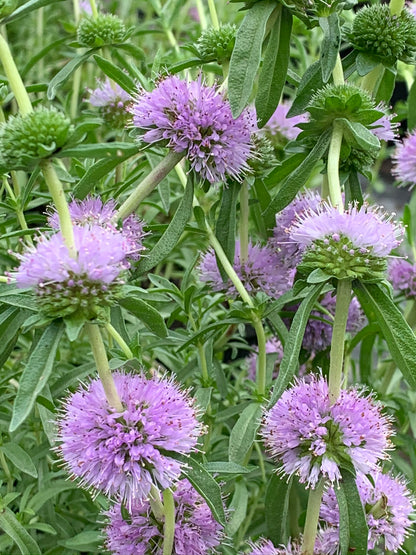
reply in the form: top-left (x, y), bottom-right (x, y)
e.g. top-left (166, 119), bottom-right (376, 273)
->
top-left (335, 468), bottom-right (368, 554)
top-left (353, 281), bottom-right (416, 389)
top-left (0, 444), bottom-right (38, 478)
top-left (265, 474), bottom-right (292, 546)
top-left (228, 0), bottom-right (276, 117)
top-left (119, 295), bottom-right (168, 338)
top-left (228, 402), bottom-right (263, 464)
top-left (0, 507), bottom-right (41, 555)
top-left (256, 6), bottom-right (293, 128)
top-left (47, 50), bottom-right (96, 99)
top-left (319, 13), bottom-right (341, 83)
top-left (215, 181), bottom-right (239, 281)
top-left (3, 0), bottom-right (65, 23)
top-left (93, 54), bottom-right (137, 95)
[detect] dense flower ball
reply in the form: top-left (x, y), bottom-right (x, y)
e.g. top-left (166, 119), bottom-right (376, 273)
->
top-left (261, 374), bottom-right (392, 488)
top-left (104, 479), bottom-right (223, 555)
top-left (198, 240), bottom-right (288, 298)
top-left (87, 78), bottom-right (131, 127)
top-left (261, 101), bottom-right (308, 142)
top-left (57, 372), bottom-right (204, 508)
top-left (247, 338), bottom-right (284, 381)
top-left (392, 131), bottom-right (416, 188)
top-left (321, 471), bottom-right (415, 553)
top-left (47, 196), bottom-right (146, 262)
top-left (130, 75), bottom-right (255, 183)
top-left (77, 13), bottom-right (126, 47)
top-left (289, 201), bottom-right (403, 281)
top-left (389, 258), bottom-right (416, 297)
top-left (0, 108), bottom-right (72, 170)
top-left (14, 224), bottom-right (130, 319)
top-left (196, 23), bottom-right (236, 64)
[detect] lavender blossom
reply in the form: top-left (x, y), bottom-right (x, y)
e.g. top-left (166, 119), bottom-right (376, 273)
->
top-left (57, 372), bottom-right (204, 508)
top-left (47, 196), bottom-right (146, 261)
top-left (87, 77), bottom-right (131, 127)
top-left (289, 201), bottom-right (403, 280)
top-left (104, 479), bottom-right (223, 555)
top-left (247, 536), bottom-right (329, 555)
top-left (261, 101), bottom-right (309, 141)
top-left (130, 75), bottom-right (255, 183)
top-left (370, 106), bottom-right (399, 142)
top-left (321, 470), bottom-right (415, 553)
top-left (389, 257), bottom-right (416, 297)
top-left (198, 240), bottom-right (289, 299)
top-left (261, 374), bottom-right (392, 488)
top-left (392, 131), bottom-right (416, 188)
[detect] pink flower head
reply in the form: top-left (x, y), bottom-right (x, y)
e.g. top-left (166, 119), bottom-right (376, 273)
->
top-left (261, 100), bottom-right (308, 141)
top-left (261, 375), bottom-right (392, 488)
top-left (88, 78), bottom-right (131, 108)
top-left (104, 479), bottom-right (223, 555)
top-left (57, 372), bottom-right (204, 508)
top-left (393, 131), bottom-right (416, 188)
top-left (389, 257), bottom-right (416, 297)
top-left (370, 105), bottom-right (399, 142)
top-left (130, 75), bottom-right (255, 183)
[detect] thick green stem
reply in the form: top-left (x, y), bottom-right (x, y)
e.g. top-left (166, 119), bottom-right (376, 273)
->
top-left (195, 0), bottom-right (208, 29)
top-left (162, 488), bottom-right (175, 555)
top-left (327, 121), bottom-right (344, 212)
top-left (301, 480), bottom-right (325, 555)
top-left (207, 0), bottom-right (219, 29)
top-left (332, 53), bottom-right (344, 86)
top-left (361, 65), bottom-right (384, 96)
top-left (253, 315), bottom-right (267, 396)
top-left (39, 159), bottom-right (76, 258)
top-left (0, 34), bottom-right (32, 115)
top-left (117, 151), bottom-right (185, 220)
top-left (0, 449), bottom-right (13, 493)
top-left (104, 322), bottom-right (133, 359)
top-left (239, 180), bottom-right (249, 264)
top-left (73, 0), bottom-right (80, 22)
top-left (390, 0), bottom-right (405, 15)
top-left (85, 323), bottom-right (124, 412)
top-left (2, 176), bottom-right (31, 243)
top-left (328, 279), bottom-right (351, 404)
top-left (88, 0), bottom-right (98, 18)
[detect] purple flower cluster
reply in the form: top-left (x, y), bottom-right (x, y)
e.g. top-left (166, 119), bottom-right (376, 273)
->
top-left (261, 101), bottom-right (308, 141)
top-left (199, 240), bottom-right (289, 298)
top-left (104, 479), bottom-right (223, 555)
top-left (261, 374), bottom-right (392, 488)
top-left (393, 131), bottom-right (416, 188)
top-left (389, 258), bottom-right (416, 297)
top-left (87, 78), bottom-right (131, 127)
top-left (57, 372), bottom-right (204, 508)
top-left (320, 470), bottom-right (415, 553)
top-left (130, 75), bottom-right (255, 183)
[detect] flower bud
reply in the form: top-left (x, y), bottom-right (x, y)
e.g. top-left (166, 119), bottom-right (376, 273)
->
top-left (77, 13), bottom-right (126, 47)
top-left (196, 24), bottom-right (236, 64)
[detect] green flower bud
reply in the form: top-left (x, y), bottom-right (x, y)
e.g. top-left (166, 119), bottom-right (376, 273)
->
top-left (247, 134), bottom-right (276, 176)
top-left (349, 5), bottom-right (416, 66)
top-left (0, 108), bottom-right (72, 170)
top-left (0, 0), bottom-right (17, 19)
top-left (339, 143), bottom-right (377, 174)
top-left (196, 24), bottom-right (236, 64)
top-left (77, 13), bottom-right (126, 47)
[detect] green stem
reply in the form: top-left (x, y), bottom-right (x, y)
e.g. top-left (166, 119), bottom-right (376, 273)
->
top-left (195, 0), bottom-right (208, 29)
top-left (2, 176), bottom-right (31, 242)
top-left (39, 159), bottom-right (76, 258)
top-left (361, 64), bottom-right (385, 96)
top-left (104, 322), bottom-right (133, 359)
top-left (70, 67), bottom-right (82, 120)
top-left (88, 0), bottom-right (98, 18)
top-left (73, 0), bottom-right (80, 22)
top-left (0, 33), bottom-right (32, 115)
top-left (327, 120), bottom-right (344, 212)
top-left (197, 343), bottom-right (209, 383)
top-left (85, 323), bottom-right (124, 412)
top-left (117, 151), bottom-right (185, 220)
top-left (253, 315), bottom-right (267, 396)
top-left (321, 174), bottom-right (329, 200)
top-left (239, 180), bottom-right (249, 264)
top-left (149, 485), bottom-right (165, 520)
top-left (162, 488), bottom-right (175, 555)
top-left (328, 279), bottom-right (351, 404)
top-left (165, 29), bottom-right (180, 55)
top-left (301, 479), bottom-right (325, 555)
top-left (254, 441), bottom-right (266, 483)
top-left (207, 0), bottom-right (219, 29)
top-left (332, 53), bottom-right (344, 86)
top-left (390, 0), bottom-right (405, 15)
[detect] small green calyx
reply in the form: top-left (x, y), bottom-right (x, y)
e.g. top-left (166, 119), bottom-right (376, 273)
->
top-left (99, 104), bottom-right (131, 129)
top-left (0, 0), bottom-right (17, 19)
top-left (196, 24), bottom-right (236, 64)
top-left (0, 108), bottom-right (72, 170)
top-left (77, 14), bottom-right (127, 47)
top-left (298, 234), bottom-right (387, 281)
top-left (247, 135), bottom-right (276, 176)
top-left (349, 5), bottom-right (416, 66)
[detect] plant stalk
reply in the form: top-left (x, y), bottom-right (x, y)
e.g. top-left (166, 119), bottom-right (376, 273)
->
top-left (239, 180), bottom-right (249, 264)
top-left (301, 479), bottom-right (325, 555)
top-left (0, 34), bottom-right (32, 115)
top-left (327, 120), bottom-right (344, 212)
top-left (104, 322), bottom-right (133, 359)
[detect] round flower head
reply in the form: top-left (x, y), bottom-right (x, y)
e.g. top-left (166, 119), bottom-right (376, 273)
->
top-left (389, 257), bottom-right (416, 297)
top-left (289, 201), bottom-right (403, 281)
top-left (261, 374), bottom-right (392, 488)
top-left (87, 78), bottom-right (132, 127)
top-left (13, 224), bottom-right (130, 319)
top-left (77, 13), bottom-right (126, 47)
top-left (47, 196), bottom-right (146, 262)
top-left (104, 478), bottom-right (223, 555)
top-left (196, 24), bottom-right (236, 64)
top-left (130, 75), bottom-right (255, 183)
top-left (392, 131), bottom-right (416, 188)
top-left (247, 338), bottom-right (284, 381)
top-left (261, 100), bottom-right (308, 142)
top-left (57, 372), bottom-right (204, 509)
top-left (321, 470), bottom-right (415, 552)
top-left (198, 240), bottom-right (288, 299)
top-left (301, 292), bottom-right (365, 353)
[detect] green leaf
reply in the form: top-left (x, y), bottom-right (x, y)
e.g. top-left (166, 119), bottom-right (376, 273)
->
top-left (287, 61), bottom-right (323, 117)
top-left (227, 480), bottom-right (248, 536)
top-left (355, 52), bottom-right (379, 77)
top-left (403, 204), bottom-right (414, 247)
top-left (64, 313), bottom-right (85, 342)
top-left (27, 481), bottom-right (79, 513)
top-left (263, 152), bottom-right (307, 188)
top-left (57, 141), bottom-right (138, 159)
top-left (269, 283), bottom-right (325, 406)
top-left (256, 6), bottom-right (293, 127)
top-left (58, 530), bottom-right (101, 551)
top-left (335, 468), bottom-right (368, 554)
top-left (229, 402), bottom-right (263, 464)
top-left (375, 66), bottom-right (396, 105)
top-left (228, 0), bottom-right (277, 117)
top-left (0, 444), bottom-right (37, 478)
top-left (265, 474), bottom-right (292, 545)
top-left (263, 131), bottom-right (330, 230)
top-left (182, 456), bottom-right (226, 525)
top-left (47, 50), bottom-right (96, 99)
top-left (0, 507), bottom-right (41, 555)
top-left (93, 54), bottom-right (137, 95)
top-left (345, 171), bottom-right (364, 206)
top-left (215, 181), bottom-right (239, 281)
top-left (134, 174), bottom-right (194, 275)
top-left (340, 119), bottom-right (380, 152)
top-left (203, 462), bottom-right (256, 475)
top-left (9, 321), bottom-right (64, 432)
top-left (119, 295), bottom-right (168, 337)
top-left (409, 77), bottom-right (416, 133)
top-left (3, 0), bottom-right (65, 23)
top-left (353, 281), bottom-right (416, 389)
top-left (319, 13), bottom-right (341, 83)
